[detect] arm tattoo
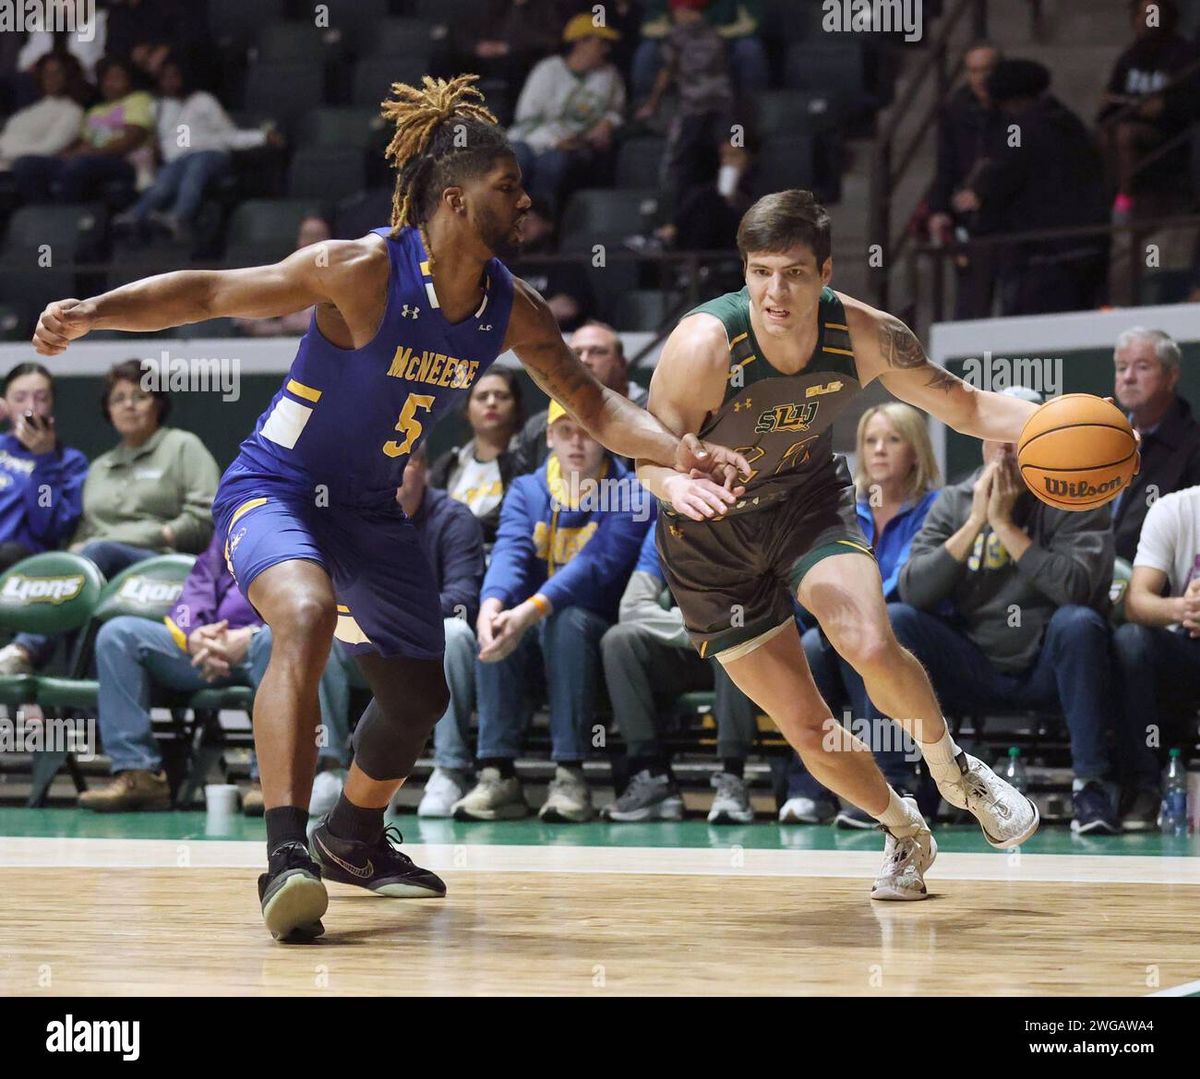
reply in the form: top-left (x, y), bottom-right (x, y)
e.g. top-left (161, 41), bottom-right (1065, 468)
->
top-left (878, 318), bottom-right (925, 369)
top-left (878, 318), bottom-right (959, 394)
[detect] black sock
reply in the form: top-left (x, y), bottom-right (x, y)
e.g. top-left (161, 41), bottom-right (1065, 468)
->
top-left (723, 758), bottom-right (745, 779)
top-left (265, 805), bottom-right (309, 854)
top-left (479, 757), bottom-right (516, 779)
top-left (327, 793), bottom-right (385, 845)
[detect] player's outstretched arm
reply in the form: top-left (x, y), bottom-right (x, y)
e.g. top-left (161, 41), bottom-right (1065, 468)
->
top-left (847, 301), bottom-right (1037, 442)
top-left (636, 314), bottom-right (746, 520)
top-left (505, 277), bottom-right (748, 488)
top-left (32, 238), bottom-right (379, 355)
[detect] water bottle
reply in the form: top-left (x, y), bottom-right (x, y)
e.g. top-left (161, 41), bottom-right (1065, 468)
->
top-left (1160, 748), bottom-right (1189, 837)
top-left (1000, 746), bottom-right (1028, 793)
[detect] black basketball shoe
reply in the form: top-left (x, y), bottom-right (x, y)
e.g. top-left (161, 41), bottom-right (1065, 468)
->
top-left (258, 841), bottom-right (328, 942)
top-left (309, 821), bottom-right (447, 897)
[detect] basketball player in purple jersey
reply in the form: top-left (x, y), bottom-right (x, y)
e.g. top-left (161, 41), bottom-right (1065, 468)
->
top-left (33, 76), bottom-right (748, 942)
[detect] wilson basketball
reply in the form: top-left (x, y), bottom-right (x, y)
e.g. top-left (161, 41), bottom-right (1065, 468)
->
top-left (1017, 394), bottom-right (1138, 510)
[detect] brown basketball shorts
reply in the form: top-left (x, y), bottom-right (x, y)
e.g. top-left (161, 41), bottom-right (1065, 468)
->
top-left (655, 474), bottom-right (873, 659)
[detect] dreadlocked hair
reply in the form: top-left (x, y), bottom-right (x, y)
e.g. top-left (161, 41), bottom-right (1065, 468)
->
top-left (381, 73), bottom-right (510, 236)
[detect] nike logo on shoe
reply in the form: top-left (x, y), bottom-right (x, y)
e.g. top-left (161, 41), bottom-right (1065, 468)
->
top-left (314, 833), bottom-right (374, 879)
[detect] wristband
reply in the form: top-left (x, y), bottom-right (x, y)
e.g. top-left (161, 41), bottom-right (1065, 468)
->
top-left (528, 593), bottom-right (551, 618)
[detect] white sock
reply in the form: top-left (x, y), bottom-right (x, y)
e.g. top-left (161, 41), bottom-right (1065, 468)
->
top-left (875, 787), bottom-right (923, 836)
top-left (920, 728), bottom-right (964, 786)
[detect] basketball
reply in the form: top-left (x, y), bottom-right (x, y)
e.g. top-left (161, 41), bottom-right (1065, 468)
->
top-left (1017, 394), bottom-right (1138, 510)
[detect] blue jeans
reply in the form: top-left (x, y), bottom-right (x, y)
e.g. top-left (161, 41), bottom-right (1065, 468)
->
top-left (96, 618), bottom-right (351, 773)
top-left (131, 150), bottom-right (229, 224)
top-left (431, 616), bottom-right (479, 771)
top-left (475, 605), bottom-right (610, 762)
top-left (785, 625), bottom-right (918, 799)
top-left (877, 603), bottom-right (1115, 782)
top-left (17, 540), bottom-right (159, 669)
top-left (1113, 622), bottom-right (1200, 792)
top-left (630, 36), bottom-right (769, 101)
top-left (11, 153), bottom-right (135, 203)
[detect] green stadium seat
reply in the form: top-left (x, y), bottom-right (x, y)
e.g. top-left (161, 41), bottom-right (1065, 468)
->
top-left (287, 145), bottom-right (368, 202)
top-left (1, 203), bottom-right (103, 263)
top-left (615, 135), bottom-right (666, 189)
top-left (242, 62), bottom-right (326, 134)
top-left (297, 107), bottom-right (386, 150)
top-left (352, 55), bottom-right (434, 108)
top-left (223, 198), bottom-right (327, 264)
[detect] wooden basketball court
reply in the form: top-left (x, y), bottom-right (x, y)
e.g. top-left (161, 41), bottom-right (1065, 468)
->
top-left (3, 818), bottom-right (1199, 996)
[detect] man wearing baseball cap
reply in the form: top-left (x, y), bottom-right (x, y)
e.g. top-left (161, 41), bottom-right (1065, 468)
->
top-left (455, 397), bottom-right (650, 823)
top-left (508, 12), bottom-right (625, 213)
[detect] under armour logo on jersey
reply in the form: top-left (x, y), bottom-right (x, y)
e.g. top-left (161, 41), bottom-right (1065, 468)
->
top-left (401, 305), bottom-right (420, 319)
top-left (478, 323), bottom-right (493, 332)
top-left (733, 398), bottom-right (753, 412)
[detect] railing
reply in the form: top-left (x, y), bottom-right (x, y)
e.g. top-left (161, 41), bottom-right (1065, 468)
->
top-left (868, 0), bottom-right (989, 310)
top-left (905, 213), bottom-right (1200, 334)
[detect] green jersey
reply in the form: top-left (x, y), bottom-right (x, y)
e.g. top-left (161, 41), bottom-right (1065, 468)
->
top-left (682, 286), bottom-right (863, 515)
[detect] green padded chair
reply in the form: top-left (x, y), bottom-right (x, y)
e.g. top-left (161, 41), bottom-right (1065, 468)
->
top-left (1109, 557), bottom-right (1133, 626)
top-left (0, 552), bottom-right (106, 803)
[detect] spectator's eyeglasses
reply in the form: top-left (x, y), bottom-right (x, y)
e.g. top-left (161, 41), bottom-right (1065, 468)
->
top-left (108, 392), bottom-right (154, 408)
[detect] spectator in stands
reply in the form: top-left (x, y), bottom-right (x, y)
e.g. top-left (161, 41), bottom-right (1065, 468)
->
top-left (511, 198), bottom-right (597, 330)
top-left (925, 41), bottom-right (1003, 320)
top-left (114, 58), bottom-right (279, 241)
top-left (870, 386), bottom-right (1120, 834)
top-left (1098, 0), bottom-right (1200, 223)
top-left (0, 54), bottom-right (87, 172)
top-left (0, 362), bottom-right (89, 571)
top-left (1110, 328), bottom-right (1200, 562)
top-left (0, 359), bottom-right (219, 675)
top-left (10, 55), bottom-right (154, 205)
top-left (454, 399), bottom-right (649, 822)
top-left (636, 0), bottom-right (736, 220)
top-left (450, 0), bottom-right (576, 100)
top-left (16, 6), bottom-right (107, 81)
top-left (512, 321), bottom-right (646, 474)
top-left (428, 368), bottom-right (524, 547)
top-left (103, 0), bottom-right (192, 82)
top-left (601, 525), bottom-right (761, 823)
top-left (781, 403), bottom-right (941, 827)
top-left (378, 447), bottom-right (487, 818)
top-left (508, 13), bottom-right (627, 214)
top-left (964, 59), bottom-right (1109, 317)
top-left (80, 531), bottom-right (351, 813)
top-left (1113, 483), bottom-right (1200, 830)
top-left (233, 217), bottom-right (331, 337)
top-left (631, 0), bottom-right (767, 102)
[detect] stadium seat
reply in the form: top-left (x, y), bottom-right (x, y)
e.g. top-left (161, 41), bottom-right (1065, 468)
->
top-left (352, 55), bottom-right (433, 108)
top-left (364, 17), bottom-right (441, 59)
top-left (0, 203), bottom-right (104, 263)
top-left (256, 22), bottom-right (333, 66)
top-left (751, 135), bottom-right (817, 198)
top-left (784, 41), bottom-right (868, 109)
top-left (297, 107), bottom-right (386, 150)
top-left (761, 0), bottom-right (825, 43)
top-left (613, 289), bottom-right (681, 332)
top-left (316, 0), bottom-right (389, 50)
top-left (756, 88), bottom-right (842, 138)
top-left (207, 0), bottom-right (286, 55)
top-left (615, 135), bottom-right (666, 189)
top-left (287, 145), bottom-right (368, 202)
top-left (559, 188), bottom-right (661, 251)
top-left (223, 198), bottom-right (327, 264)
top-left (242, 61), bottom-right (327, 134)
top-left (0, 269), bottom-right (77, 339)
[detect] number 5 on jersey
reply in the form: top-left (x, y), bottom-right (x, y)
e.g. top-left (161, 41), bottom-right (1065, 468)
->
top-left (383, 392), bottom-right (435, 458)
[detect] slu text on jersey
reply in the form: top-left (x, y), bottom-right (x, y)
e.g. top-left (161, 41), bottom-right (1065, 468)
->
top-left (387, 346), bottom-right (480, 390)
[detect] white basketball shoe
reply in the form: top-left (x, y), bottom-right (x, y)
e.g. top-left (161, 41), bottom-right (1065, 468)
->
top-left (938, 750), bottom-right (1040, 848)
top-left (871, 798), bottom-right (937, 901)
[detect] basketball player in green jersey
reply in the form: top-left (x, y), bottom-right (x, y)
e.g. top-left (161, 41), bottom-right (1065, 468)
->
top-left (640, 190), bottom-right (1041, 900)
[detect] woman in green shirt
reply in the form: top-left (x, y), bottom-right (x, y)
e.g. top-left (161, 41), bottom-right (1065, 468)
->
top-left (0, 358), bottom-right (219, 674)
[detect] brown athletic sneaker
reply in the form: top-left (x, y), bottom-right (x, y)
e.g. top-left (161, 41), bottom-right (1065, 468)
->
top-left (78, 770), bottom-right (170, 812)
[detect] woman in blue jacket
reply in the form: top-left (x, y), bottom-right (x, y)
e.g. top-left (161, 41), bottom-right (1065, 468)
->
top-left (781, 402), bottom-right (941, 827)
top-left (0, 361), bottom-right (88, 570)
